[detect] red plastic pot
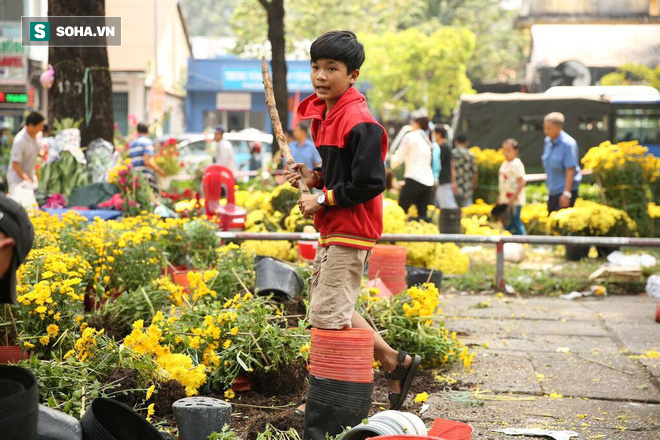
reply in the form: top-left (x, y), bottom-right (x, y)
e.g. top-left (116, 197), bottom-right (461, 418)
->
top-left (310, 328), bottom-right (374, 383)
top-left (428, 418), bottom-right (473, 440)
top-left (0, 345), bottom-right (28, 364)
top-left (298, 241), bottom-right (318, 261)
top-left (655, 301), bottom-right (660, 323)
top-left (368, 436), bottom-right (444, 440)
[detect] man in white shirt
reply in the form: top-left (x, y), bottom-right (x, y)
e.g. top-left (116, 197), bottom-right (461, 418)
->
top-left (212, 125), bottom-right (236, 173)
top-left (7, 112), bottom-right (44, 199)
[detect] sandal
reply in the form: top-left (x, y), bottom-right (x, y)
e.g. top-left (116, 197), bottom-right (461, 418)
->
top-left (291, 397), bottom-right (306, 418)
top-left (384, 350), bottom-right (421, 410)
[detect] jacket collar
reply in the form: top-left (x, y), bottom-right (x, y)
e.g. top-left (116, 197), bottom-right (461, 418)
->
top-left (297, 86), bottom-right (365, 123)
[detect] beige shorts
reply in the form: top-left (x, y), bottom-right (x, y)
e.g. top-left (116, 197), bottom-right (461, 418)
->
top-left (308, 245), bottom-right (372, 329)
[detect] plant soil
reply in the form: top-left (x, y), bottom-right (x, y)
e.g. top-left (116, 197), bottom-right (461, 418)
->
top-left (87, 313), bottom-right (132, 340)
top-left (230, 390), bottom-right (305, 440)
top-left (153, 379), bottom-right (187, 420)
top-left (247, 359), bottom-right (308, 396)
top-left (105, 368), bottom-right (141, 408)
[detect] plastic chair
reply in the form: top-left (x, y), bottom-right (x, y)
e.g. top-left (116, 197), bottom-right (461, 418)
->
top-left (202, 165), bottom-right (247, 231)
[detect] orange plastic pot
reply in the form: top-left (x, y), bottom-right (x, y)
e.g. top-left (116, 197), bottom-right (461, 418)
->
top-left (297, 241), bottom-right (318, 261)
top-left (0, 346), bottom-right (28, 364)
top-left (428, 418), bottom-right (473, 440)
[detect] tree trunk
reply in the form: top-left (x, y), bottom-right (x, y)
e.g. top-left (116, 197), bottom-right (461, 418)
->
top-left (48, 0), bottom-right (114, 146)
top-left (260, 0), bottom-right (288, 153)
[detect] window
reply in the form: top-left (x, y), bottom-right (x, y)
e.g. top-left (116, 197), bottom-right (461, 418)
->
top-left (113, 92), bottom-right (129, 136)
top-left (520, 115), bottom-right (544, 132)
top-left (614, 108), bottom-right (660, 145)
top-left (578, 115), bottom-right (607, 132)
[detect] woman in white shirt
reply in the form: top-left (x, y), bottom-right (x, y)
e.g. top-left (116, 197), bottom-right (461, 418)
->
top-left (497, 138), bottom-right (526, 235)
top-left (391, 117), bottom-right (435, 221)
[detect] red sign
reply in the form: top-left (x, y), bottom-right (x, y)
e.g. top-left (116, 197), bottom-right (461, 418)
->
top-left (0, 56), bottom-right (24, 67)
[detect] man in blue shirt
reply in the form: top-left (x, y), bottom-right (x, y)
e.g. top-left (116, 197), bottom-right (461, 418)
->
top-left (542, 112), bottom-right (581, 213)
top-left (288, 123), bottom-right (321, 170)
top-left (129, 123), bottom-right (165, 186)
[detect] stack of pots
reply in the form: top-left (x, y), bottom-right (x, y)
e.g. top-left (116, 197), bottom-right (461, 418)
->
top-left (368, 245), bottom-right (408, 294)
top-left (304, 329), bottom-right (374, 440)
top-left (0, 366), bottom-right (39, 440)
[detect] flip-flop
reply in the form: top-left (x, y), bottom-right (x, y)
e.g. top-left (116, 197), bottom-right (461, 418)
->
top-left (385, 350), bottom-right (422, 410)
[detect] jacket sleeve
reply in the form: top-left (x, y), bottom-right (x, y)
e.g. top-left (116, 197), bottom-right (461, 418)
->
top-left (389, 133), bottom-right (409, 170)
top-left (325, 123), bottom-right (386, 207)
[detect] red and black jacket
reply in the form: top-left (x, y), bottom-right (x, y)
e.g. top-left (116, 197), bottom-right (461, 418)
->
top-left (297, 86), bottom-right (388, 250)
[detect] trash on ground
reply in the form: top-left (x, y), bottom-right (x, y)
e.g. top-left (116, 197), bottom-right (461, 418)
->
top-left (589, 264), bottom-right (643, 281)
top-left (646, 275), bottom-right (660, 299)
top-left (420, 403), bottom-right (430, 414)
top-left (560, 285), bottom-right (607, 300)
top-left (492, 428), bottom-right (579, 440)
top-left (606, 251), bottom-right (656, 268)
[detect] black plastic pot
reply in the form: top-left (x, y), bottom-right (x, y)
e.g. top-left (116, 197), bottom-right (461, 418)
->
top-left (81, 398), bottom-right (163, 440)
top-left (565, 245), bottom-right (591, 262)
top-left (172, 397), bottom-right (231, 440)
top-left (406, 266), bottom-right (442, 288)
top-left (0, 365), bottom-right (39, 440)
top-left (439, 209), bottom-right (461, 234)
top-left (303, 375), bottom-right (373, 440)
top-left (255, 257), bottom-right (304, 300)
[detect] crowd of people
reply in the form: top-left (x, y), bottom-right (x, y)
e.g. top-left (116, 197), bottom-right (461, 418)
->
top-left (389, 110), bottom-right (582, 235)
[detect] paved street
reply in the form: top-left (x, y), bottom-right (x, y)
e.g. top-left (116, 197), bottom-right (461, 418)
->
top-left (424, 293), bottom-right (660, 439)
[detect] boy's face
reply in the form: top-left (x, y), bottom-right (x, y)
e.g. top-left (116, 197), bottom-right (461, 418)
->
top-left (311, 58), bottom-right (358, 108)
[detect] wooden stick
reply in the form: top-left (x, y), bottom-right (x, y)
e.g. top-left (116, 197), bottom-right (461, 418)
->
top-left (261, 57), bottom-right (310, 195)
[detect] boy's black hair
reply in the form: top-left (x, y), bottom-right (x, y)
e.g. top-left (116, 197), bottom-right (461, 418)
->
top-left (434, 126), bottom-right (448, 138)
top-left (503, 138), bottom-right (519, 150)
top-left (455, 133), bottom-right (469, 144)
top-left (310, 31), bottom-right (365, 73)
top-left (295, 122), bottom-right (309, 132)
top-left (413, 117), bottom-right (430, 131)
top-left (25, 112), bottom-right (45, 126)
top-left (137, 122), bottom-right (149, 134)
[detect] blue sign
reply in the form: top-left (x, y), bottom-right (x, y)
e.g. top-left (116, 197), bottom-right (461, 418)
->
top-left (221, 66), bottom-right (313, 92)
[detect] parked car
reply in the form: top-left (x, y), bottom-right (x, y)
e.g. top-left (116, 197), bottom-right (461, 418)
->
top-left (155, 129), bottom-right (274, 178)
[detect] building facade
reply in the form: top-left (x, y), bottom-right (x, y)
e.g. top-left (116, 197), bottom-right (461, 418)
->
top-left (106, 0), bottom-right (191, 135)
top-left (185, 57), bottom-right (315, 133)
top-left (517, 0), bottom-right (660, 92)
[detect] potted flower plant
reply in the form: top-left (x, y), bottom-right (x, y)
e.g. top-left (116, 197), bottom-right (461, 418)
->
top-left (154, 138), bottom-right (181, 190)
top-left (546, 199), bottom-right (637, 261)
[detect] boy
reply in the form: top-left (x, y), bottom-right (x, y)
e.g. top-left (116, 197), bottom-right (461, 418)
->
top-left (129, 123), bottom-right (166, 186)
top-left (285, 31), bottom-right (421, 411)
top-left (497, 139), bottom-right (526, 235)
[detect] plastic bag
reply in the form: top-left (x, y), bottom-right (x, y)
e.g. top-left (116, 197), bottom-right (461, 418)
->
top-left (647, 275), bottom-right (660, 299)
top-left (8, 181), bottom-right (38, 212)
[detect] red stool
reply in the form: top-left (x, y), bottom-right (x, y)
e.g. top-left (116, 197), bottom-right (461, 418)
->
top-left (202, 165), bottom-right (247, 231)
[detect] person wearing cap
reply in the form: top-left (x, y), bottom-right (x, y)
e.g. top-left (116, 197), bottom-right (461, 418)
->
top-left (0, 194), bottom-right (34, 304)
top-left (212, 125), bottom-right (236, 173)
top-left (6, 112), bottom-right (44, 197)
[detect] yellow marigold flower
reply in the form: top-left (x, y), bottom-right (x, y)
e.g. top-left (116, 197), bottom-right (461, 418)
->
top-left (146, 385), bottom-right (155, 400)
top-left (223, 340), bottom-right (232, 349)
top-left (24, 341), bottom-right (35, 349)
top-left (46, 324), bottom-right (59, 337)
top-left (39, 336), bottom-right (50, 346)
top-left (230, 327), bottom-right (239, 336)
top-left (224, 389), bottom-right (235, 399)
top-left (152, 311), bottom-right (164, 324)
top-left (146, 403), bottom-right (155, 422)
top-left (414, 392), bottom-right (429, 403)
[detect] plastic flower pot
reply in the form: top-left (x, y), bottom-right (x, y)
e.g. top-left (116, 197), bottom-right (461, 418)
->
top-left (406, 266), bottom-right (442, 288)
top-left (655, 301), bottom-right (660, 323)
top-left (596, 245), bottom-right (619, 259)
top-left (367, 436), bottom-right (444, 440)
top-left (0, 366), bottom-right (39, 440)
top-left (565, 245), bottom-right (591, 262)
top-left (0, 345), bottom-right (28, 364)
top-left (298, 241), bottom-right (318, 261)
top-left (427, 418), bottom-right (473, 440)
top-left (172, 397), bottom-right (231, 440)
top-left (255, 257), bottom-right (304, 300)
top-left (439, 209), bottom-right (462, 234)
top-left (304, 376), bottom-right (374, 440)
top-left (340, 411), bottom-right (429, 440)
top-left (80, 398), bottom-right (163, 440)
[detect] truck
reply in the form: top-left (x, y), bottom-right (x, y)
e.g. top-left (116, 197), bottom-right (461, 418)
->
top-left (451, 86), bottom-right (660, 171)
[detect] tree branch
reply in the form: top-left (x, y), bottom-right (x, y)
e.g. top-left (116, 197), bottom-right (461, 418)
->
top-left (257, 0), bottom-right (270, 11)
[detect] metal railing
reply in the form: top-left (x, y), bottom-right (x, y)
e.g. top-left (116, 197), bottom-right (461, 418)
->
top-left (217, 231), bottom-right (660, 290)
